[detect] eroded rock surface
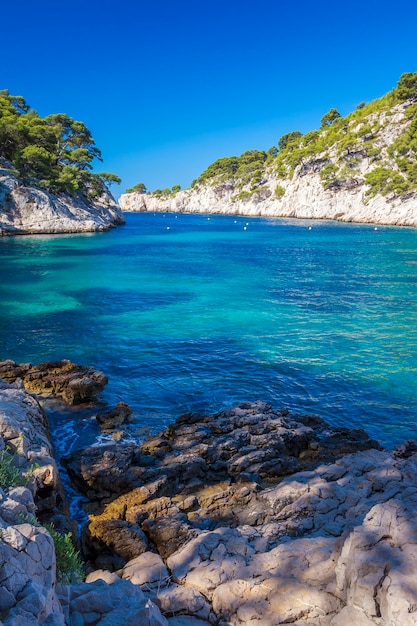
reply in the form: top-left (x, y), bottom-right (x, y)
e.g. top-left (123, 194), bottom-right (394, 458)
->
top-left (0, 358), bottom-right (108, 405)
top-left (0, 166), bottom-right (124, 236)
top-left (60, 401), bottom-right (417, 624)
top-left (95, 401), bottom-right (133, 431)
top-left (0, 378), bottom-right (168, 626)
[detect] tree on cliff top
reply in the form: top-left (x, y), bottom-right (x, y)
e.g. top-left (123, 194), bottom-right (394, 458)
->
top-left (0, 90), bottom-right (119, 199)
top-left (320, 108), bottom-right (341, 128)
top-left (396, 72), bottom-right (417, 101)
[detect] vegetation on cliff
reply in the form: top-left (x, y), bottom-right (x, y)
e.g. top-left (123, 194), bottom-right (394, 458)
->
top-left (190, 72), bottom-right (417, 199)
top-left (127, 72), bottom-right (417, 202)
top-left (0, 90), bottom-right (120, 199)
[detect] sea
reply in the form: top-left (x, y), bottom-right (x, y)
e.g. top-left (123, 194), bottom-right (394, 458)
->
top-left (1, 212), bottom-right (417, 458)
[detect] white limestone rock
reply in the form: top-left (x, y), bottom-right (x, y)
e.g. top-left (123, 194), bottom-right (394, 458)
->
top-left (0, 168), bottom-right (124, 235)
top-left (61, 578), bottom-right (168, 626)
top-left (120, 102), bottom-right (417, 228)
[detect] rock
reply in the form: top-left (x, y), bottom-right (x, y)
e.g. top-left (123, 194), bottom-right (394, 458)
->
top-left (59, 577), bottom-right (168, 626)
top-left (67, 401), bottom-right (379, 510)
top-left (0, 378), bottom-right (71, 528)
top-left (0, 167), bottom-right (124, 235)
top-left (62, 443), bottom-right (143, 501)
top-left (84, 518), bottom-right (149, 566)
top-left (4, 379), bottom-right (417, 626)
top-left (62, 401), bottom-right (417, 625)
top-left (142, 513), bottom-right (194, 559)
top-left (0, 358), bottom-right (108, 405)
top-left (0, 512), bottom-right (66, 625)
top-left (121, 552), bottom-right (170, 587)
top-left (167, 618), bottom-right (211, 626)
top-left (95, 401), bottom-right (133, 431)
top-left (85, 569), bottom-right (120, 584)
top-left (119, 101), bottom-right (417, 228)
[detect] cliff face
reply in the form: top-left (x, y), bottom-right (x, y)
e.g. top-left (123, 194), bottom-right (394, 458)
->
top-left (0, 166), bottom-right (125, 235)
top-left (120, 174), bottom-right (417, 227)
top-left (120, 102), bottom-right (417, 227)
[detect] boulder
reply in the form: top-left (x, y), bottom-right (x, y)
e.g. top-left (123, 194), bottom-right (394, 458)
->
top-left (95, 401), bottom-right (133, 431)
top-left (0, 358), bottom-right (108, 405)
top-left (0, 166), bottom-right (125, 236)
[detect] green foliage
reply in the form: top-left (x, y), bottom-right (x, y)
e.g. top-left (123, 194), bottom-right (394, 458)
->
top-left (186, 73), bottom-right (417, 199)
top-left (0, 90), bottom-right (119, 198)
top-left (319, 163), bottom-right (339, 188)
top-left (18, 512), bottom-right (84, 584)
top-left (171, 184), bottom-right (181, 194)
top-left (303, 130), bottom-right (320, 146)
top-left (320, 108), bottom-right (341, 128)
top-left (126, 182), bottom-right (147, 194)
top-left (274, 184), bottom-right (285, 199)
top-left (193, 150), bottom-right (267, 187)
top-left (234, 190), bottom-right (252, 201)
top-left (395, 72), bottom-right (417, 101)
top-left (364, 167), bottom-right (409, 197)
top-left (152, 188), bottom-right (171, 198)
top-left (44, 524), bottom-right (84, 583)
top-left (0, 447), bottom-right (25, 490)
top-left (98, 172), bottom-right (121, 187)
top-left (0, 445), bottom-right (39, 491)
top-left (278, 131), bottom-right (302, 151)
top-left (250, 169), bottom-right (263, 189)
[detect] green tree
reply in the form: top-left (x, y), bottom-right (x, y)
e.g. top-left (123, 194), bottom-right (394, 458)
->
top-left (278, 131), bottom-right (302, 151)
top-left (396, 72), bottom-right (417, 101)
top-left (126, 182), bottom-right (147, 193)
top-left (171, 184), bottom-right (181, 194)
top-left (0, 90), bottom-right (120, 198)
top-left (98, 172), bottom-right (121, 187)
top-left (14, 145), bottom-right (55, 181)
top-left (45, 113), bottom-right (102, 169)
top-left (320, 108), bottom-right (341, 128)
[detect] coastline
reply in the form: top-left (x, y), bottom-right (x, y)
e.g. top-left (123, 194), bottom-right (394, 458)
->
top-left (119, 177), bottom-right (417, 227)
top-left (2, 369), bottom-right (417, 625)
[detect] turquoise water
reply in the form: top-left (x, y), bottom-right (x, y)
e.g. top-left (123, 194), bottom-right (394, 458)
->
top-left (1, 212), bottom-right (417, 450)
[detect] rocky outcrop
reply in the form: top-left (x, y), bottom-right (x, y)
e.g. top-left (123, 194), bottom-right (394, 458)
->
top-left (0, 377), bottom-right (68, 525)
top-left (95, 402), bottom-right (133, 431)
top-left (63, 402), bottom-right (379, 506)
top-left (120, 171), bottom-right (417, 226)
top-left (0, 359), bottom-right (108, 405)
top-left (0, 487), bottom-right (168, 626)
top-left (0, 166), bottom-right (124, 235)
top-left (3, 376), bottom-right (417, 625)
top-left (120, 103), bottom-right (417, 227)
top-left (0, 378), bottom-right (169, 625)
top-left (61, 402), bottom-right (417, 625)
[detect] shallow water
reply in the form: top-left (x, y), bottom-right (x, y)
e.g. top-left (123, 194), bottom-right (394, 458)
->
top-left (1, 212), bottom-right (417, 452)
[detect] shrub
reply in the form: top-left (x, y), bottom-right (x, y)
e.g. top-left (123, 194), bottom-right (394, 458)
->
top-left (364, 167), bottom-right (409, 196)
top-left (44, 524), bottom-right (84, 583)
top-left (396, 72), bottom-right (417, 102)
top-left (0, 447), bottom-right (24, 490)
top-left (275, 184), bottom-right (285, 199)
top-left (320, 163), bottom-right (339, 188)
top-left (126, 182), bottom-right (147, 194)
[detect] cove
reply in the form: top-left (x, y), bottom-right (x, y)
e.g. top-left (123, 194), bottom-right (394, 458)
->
top-left (1, 212), bottom-right (417, 451)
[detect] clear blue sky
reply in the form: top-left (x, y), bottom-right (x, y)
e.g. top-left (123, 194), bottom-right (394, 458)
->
top-left (2, 0), bottom-right (417, 196)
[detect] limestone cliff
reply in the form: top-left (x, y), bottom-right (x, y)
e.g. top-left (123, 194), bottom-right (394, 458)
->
top-left (0, 165), bottom-right (125, 235)
top-left (120, 86), bottom-right (417, 227)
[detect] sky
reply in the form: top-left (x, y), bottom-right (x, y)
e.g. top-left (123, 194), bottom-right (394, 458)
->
top-left (2, 0), bottom-right (417, 197)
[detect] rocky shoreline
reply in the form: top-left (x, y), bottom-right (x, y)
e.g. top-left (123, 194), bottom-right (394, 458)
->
top-left (119, 172), bottom-right (417, 227)
top-left (0, 167), bottom-right (124, 236)
top-left (1, 363), bottom-right (417, 625)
